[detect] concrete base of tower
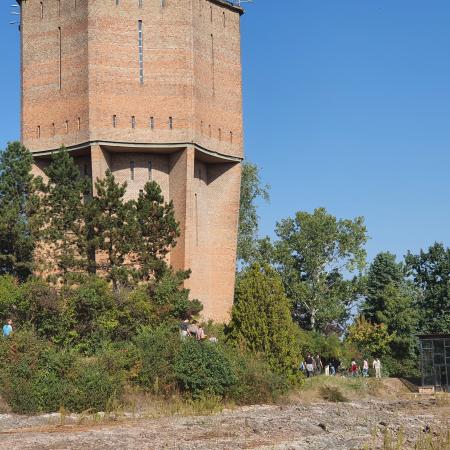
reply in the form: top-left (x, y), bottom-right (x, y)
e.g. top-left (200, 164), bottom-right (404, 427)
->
top-left (31, 143), bottom-right (241, 324)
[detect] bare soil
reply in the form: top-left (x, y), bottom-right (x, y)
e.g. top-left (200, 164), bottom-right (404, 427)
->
top-left (0, 380), bottom-right (448, 449)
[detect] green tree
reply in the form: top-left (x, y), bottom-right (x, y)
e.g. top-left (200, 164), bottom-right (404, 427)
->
top-left (405, 242), bottom-right (450, 333)
top-left (237, 162), bottom-right (269, 265)
top-left (346, 316), bottom-right (393, 358)
top-left (0, 142), bottom-right (37, 280)
top-left (362, 252), bottom-right (404, 323)
top-left (94, 170), bottom-right (137, 290)
top-left (274, 207), bottom-right (368, 331)
top-left (134, 181), bottom-right (179, 281)
top-left (228, 263), bottom-right (299, 377)
top-left (38, 149), bottom-right (92, 279)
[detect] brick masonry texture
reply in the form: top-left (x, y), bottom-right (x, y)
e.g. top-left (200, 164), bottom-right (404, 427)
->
top-left (21, 0), bottom-right (244, 322)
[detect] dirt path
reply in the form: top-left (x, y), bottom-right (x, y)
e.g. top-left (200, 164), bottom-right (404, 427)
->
top-left (0, 397), bottom-right (447, 450)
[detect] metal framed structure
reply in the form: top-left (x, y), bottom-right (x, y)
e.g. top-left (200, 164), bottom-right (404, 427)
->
top-left (418, 334), bottom-right (450, 392)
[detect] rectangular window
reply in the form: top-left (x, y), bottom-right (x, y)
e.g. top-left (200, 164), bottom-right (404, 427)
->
top-left (138, 20), bottom-right (144, 85)
top-left (138, 0), bottom-right (143, 7)
top-left (51, 123), bottom-right (55, 136)
top-left (150, 116), bottom-right (154, 129)
top-left (131, 116), bottom-right (136, 129)
top-left (148, 160), bottom-right (152, 180)
top-left (230, 131), bottom-right (233, 143)
top-left (218, 128), bottom-right (221, 141)
top-left (169, 117), bottom-right (173, 130)
top-left (211, 34), bottom-right (215, 96)
top-left (115, 0), bottom-right (119, 5)
top-left (40, 2), bottom-right (44, 19)
top-left (37, 125), bottom-right (41, 139)
top-left (65, 120), bottom-right (69, 134)
top-left (223, 11), bottom-right (226, 27)
top-left (77, 117), bottom-right (81, 130)
top-left (57, 0), bottom-right (60, 16)
top-left (58, 27), bottom-right (62, 90)
top-left (208, 124), bottom-right (211, 137)
top-left (112, 115), bottom-right (117, 128)
top-left (130, 161), bottom-right (135, 181)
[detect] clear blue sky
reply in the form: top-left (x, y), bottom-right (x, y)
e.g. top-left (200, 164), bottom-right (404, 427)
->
top-left (1, 0), bottom-right (449, 263)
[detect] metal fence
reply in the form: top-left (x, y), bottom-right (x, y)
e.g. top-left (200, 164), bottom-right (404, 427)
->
top-left (419, 334), bottom-right (450, 392)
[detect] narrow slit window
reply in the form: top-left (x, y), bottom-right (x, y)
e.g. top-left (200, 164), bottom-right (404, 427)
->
top-left (218, 128), bottom-right (221, 141)
top-left (74, 0), bottom-right (77, 11)
top-left (40, 2), bottom-right (44, 19)
top-left (138, 0), bottom-right (143, 8)
top-left (210, 6), bottom-right (213, 22)
top-left (57, 0), bottom-right (60, 16)
top-left (130, 161), bottom-right (135, 181)
top-left (58, 27), bottom-right (62, 90)
top-left (115, 0), bottom-right (119, 5)
top-left (148, 161), bottom-right (152, 180)
top-left (37, 125), bottom-right (41, 139)
top-left (77, 117), bottom-right (81, 130)
top-left (208, 124), bottom-right (211, 137)
top-left (51, 123), bottom-right (55, 136)
top-left (230, 131), bottom-right (233, 143)
top-left (65, 120), bottom-right (69, 134)
top-left (131, 116), bottom-right (136, 129)
top-left (150, 116), bottom-right (154, 129)
top-left (223, 12), bottom-right (226, 27)
top-left (138, 20), bottom-right (144, 85)
top-left (211, 34), bottom-right (215, 96)
top-left (112, 115), bottom-right (117, 128)
top-left (169, 117), bottom-right (173, 130)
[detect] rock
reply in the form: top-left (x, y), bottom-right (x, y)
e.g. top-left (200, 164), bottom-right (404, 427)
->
top-left (318, 423), bottom-right (327, 431)
top-left (379, 421), bottom-right (387, 427)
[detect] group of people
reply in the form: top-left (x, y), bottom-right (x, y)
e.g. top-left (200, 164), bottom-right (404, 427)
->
top-left (349, 358), bottom-right (382, 378)
top-left (300, 352), bottom-right (383, 379)
top-left (179, 320), bottom-right (218, 343)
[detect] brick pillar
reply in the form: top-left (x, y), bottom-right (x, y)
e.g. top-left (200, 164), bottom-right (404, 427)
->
top-left (169, 146), bottom-right (195, 280)
top-left (90, 144), bottom-right (111, 194)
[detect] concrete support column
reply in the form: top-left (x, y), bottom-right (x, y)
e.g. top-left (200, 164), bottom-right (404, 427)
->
top-left (90, 144), bottom-right (111, 194)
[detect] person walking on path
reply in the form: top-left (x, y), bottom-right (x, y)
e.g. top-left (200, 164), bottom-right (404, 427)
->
top-left (373, 358), bottom-right (382, 379)
top-left (315, 354), bottom-right (323, 375)
top-left (2, 319), bottom-right (13, 337)
top-left (351, 360), bottom-right (358, 377)
top-left (305, 353), bottom-right (314, 378)
top-left (362, 359), bottom-right (369, 377)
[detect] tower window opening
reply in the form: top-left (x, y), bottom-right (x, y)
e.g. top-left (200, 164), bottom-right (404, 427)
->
top-left (40, 2), bottom-right (44, 19)
top-left (131, 116), bottom-right (136, 129)
top-left (210, 6), bottom-right (213, 22)
top-left (148, 160), bottom-right (152, 180)
top-left (230, 131), bottom-right (233, 143)
top-left (112, 115), bottom-right (117, 128)
top-left (115, 0), bottom-right (119, 5)
top-left (51, 123), bottom-right (55, 136)
top-left (65, 120), bottom-right (69, 134)
top-left (208, 124), bottom-right (211, 137)
top-left (57, 0), bottom-right (60, 16)
top-left (138, 20), bottom-right (144, 85)
top-left (169, 117), bottom-right (173, 130)
top-left (150, 116), bottom-right (154, 129)
top-left (130, 161), bottom-right (135, 181)
top-left (218, 128), bottom-right (221, 141)
top-left (223, 12), bottom-right (225, 27)
top-left (74, 0), bottom-right (77, 11)
top-left (58, 27), bottom-right (62, 90)
top-left (211, 34), bottom-right (215, 96)
top-left (138, 0), bottom-right (143, 7)
top-left (36, 125), bottom-right (41, 139)
top-left (77, 117), bottom-right (81, 130)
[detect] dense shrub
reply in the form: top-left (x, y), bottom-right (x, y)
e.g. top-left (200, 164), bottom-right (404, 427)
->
top-left (0, 330), bottom-right (124, 413)
top-left (227, 350), bottom-right (289, 405)
top-left (174, 340), bottom-right (236, 398)
top-left (133, 325), bottom-right (181, 393)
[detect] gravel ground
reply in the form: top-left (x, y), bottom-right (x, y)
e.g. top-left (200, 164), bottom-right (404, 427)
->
top-left (0, 397), bottom-right (447, 449)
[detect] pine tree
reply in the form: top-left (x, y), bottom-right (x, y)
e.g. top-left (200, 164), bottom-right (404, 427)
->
top-left (134, 181), bottom-right (179, 281)
top-left (362, 252), bottom-right (403, 323)
top-left (94, 170), bottom-right (137, 290)
top-left (0, 142), bottom-right (37, 280)
top-left (38, 149), bottom-right (92, 280)
top-left (228, 263), bottom-right (300, 376)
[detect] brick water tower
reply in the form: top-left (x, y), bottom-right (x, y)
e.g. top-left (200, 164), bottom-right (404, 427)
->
top-left (18, 0), bottom-right (244, 322)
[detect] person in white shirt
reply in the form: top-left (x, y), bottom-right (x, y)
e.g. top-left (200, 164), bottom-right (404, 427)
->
top-left (373, 358), bottom-right (381, 378)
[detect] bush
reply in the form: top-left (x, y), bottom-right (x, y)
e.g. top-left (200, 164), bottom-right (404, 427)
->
top-left (319, 385), bottom-right (348, 403)
top-left (227, 350), bottom-right (289, 405)
top-left (0, 330), bottom-right (124, 413)
top-left (174, 340), bottom-right (236, 398)
top-left (133, 325), bottom-right (181, 394)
